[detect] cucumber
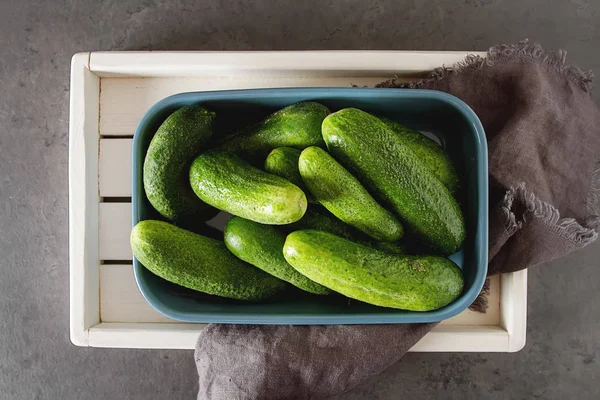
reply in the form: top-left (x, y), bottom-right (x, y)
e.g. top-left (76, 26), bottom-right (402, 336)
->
top-left (130, 220), bottom-right (287, 300)
top-left (283, 230), bottom-right (464, 311)
top-left (219, 102), bottom-right (329, 162)
top-left (189, 150), bottom-right (307, 224)
top-left (380, 117), bottom-right (459, 193)
top-left (298, 146), bottom-right (403, 242)
top-left (264, 147), bottom-right (316, 203)
top-left (224, 217), bottom-right (330, 295)
top-left (322, 108), bottom-right (465, 255)
top-left (283, 207), bottom-right (362, 241)
top-left (284, 207), bottom-right (404, 253)
top-left (143, 105), bottom-right (216, 221)
top-left (373, 241), bottom-right (407, 255)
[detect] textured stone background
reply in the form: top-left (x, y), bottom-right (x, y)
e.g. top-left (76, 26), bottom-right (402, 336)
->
top-left (1, 0), bottom-right (599, 399)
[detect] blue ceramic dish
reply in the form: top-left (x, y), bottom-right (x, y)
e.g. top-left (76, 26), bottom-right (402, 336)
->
top-left (132, 87), bottom-right (488, 324)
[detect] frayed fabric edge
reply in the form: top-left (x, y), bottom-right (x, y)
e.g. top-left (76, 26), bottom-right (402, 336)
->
top-left (473, 182), bottom-right (600, 313)
top-left (587, 159), bottom-right (600, 228)
top-left (505, 182), bottom-right (599, 247)
top-left (500, 187), bottom-right (523, 237)
top-left (376, 40), bottom-right (594, 92)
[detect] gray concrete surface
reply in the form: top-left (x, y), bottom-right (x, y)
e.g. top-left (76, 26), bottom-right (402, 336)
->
top-left (1, 0), bottom-right (599, 399)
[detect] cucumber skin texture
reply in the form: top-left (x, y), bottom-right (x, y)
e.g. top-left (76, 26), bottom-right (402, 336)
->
top-left (322, 108), bottom-right (465, 255)
top-left (299, 146), bottom-right (403, 242)
top-left (264, 147), bottom-right (317, 203)
top-left (189, 150), bottom-right (307, 225)
top-left (283, 207), bottom-right (362, 240)
top-left (219, 102), bottom-right (329, 162)
top-left (224, 217), bottom-right (330, 295)
top-left (283, 230), bottom-right (464, 311)
top-left (373, 241), bottom-right (407, 255)
top-left (143, 105), bottom-right (216, 221)
top-left (380, 117), bottom-right (459, 193)
top-left (284, 207), bottom-right (404, 253)
top-left (130, 220), bottom-right (287, 301)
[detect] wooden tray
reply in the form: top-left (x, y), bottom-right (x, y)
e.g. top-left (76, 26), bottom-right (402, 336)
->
top-left (69, 51), bottom-right (527, 351)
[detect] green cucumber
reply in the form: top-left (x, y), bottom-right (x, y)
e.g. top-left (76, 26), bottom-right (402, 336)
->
top-left (373, 241), bottom-right (408, 255)
top-left (283, 230), bottom-right (464, 311)
top-left (298, 146), bottom-right (403, 242)
top-left (264, 147), bottom-right (317, 203)
top-left (380, 117), bottom-right (459, 193)
top-left (143, 105), bottom-right (216, 221)
top-left (224, 217), bottom-right (329, 295)
top-left (189, 150), bottom-right (307, 224)
top-left (219, 102), bottom-right (329, 162)
top-left (283, 207), bottom-right (362, 240)
top-left (322, 108), bottom-right (465, 255)
top-left (284, 207), bottom-right (405, 253)
top-left (130, 220), bottom-right (287, 300)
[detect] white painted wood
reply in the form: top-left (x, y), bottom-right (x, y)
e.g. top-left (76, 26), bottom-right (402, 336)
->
top-left (89, 322), bottom-right (204, 349)
top-left (99, 260), bottom-right (500, 327)
top-left (410, 326), bottom-right (509, 352)
top-left (99, 203), bottom-right (132, 260)
top-left (69, 52), bottom-right (101, 347)
top-left (70, 50), bottom-right (528, 351)
top-left (69, 53), bottom-right (100, 346)
top-left (99, 76), bottom-right (393, 136)
top-left (99, 139), bottom-right (132, 197)
top-left (501, 270), bottom-right (528, 352)
top-left (88, 323), bottom-right (509, 352)
top-left (100, 264), bottom-right (174, 323)
top-left (90, 51), bottom-right (486, 78)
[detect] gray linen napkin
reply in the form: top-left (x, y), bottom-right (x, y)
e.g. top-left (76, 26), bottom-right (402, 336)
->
top-left (195, 41), bottom-right (600, 399)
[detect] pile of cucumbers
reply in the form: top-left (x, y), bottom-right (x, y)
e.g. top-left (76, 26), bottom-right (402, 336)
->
top-left (131, 102), bottom-right (466, 312)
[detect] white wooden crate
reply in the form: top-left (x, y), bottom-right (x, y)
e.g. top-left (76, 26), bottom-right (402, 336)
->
top-left (69, 51), bottom-right (527, 351)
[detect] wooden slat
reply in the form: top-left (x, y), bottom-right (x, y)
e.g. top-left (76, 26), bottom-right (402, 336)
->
top-left (89, 322), bottom-right (204, 349)
top-left (69, 52), bottom-right (101, 346)
top-left (88, 322), bottom-right (509, 351)
top-left (100, 264), bottom-right (174, 323)
top-left (90, 51), bottom-right (486, 78)
top-left (99, 76), bottom-right (396, 136)
top-left (501, 270), bottom-right (528, 352)
top-left (99, 202), bottom-right (132, 260)
top-left (410, 326), bottom-right (509, 352)
top-left (99, 139), bottom-right (132, 197)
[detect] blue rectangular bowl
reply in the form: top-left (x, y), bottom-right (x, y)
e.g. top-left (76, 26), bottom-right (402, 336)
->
top-left (132, 87), bottom-right (488, 324)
